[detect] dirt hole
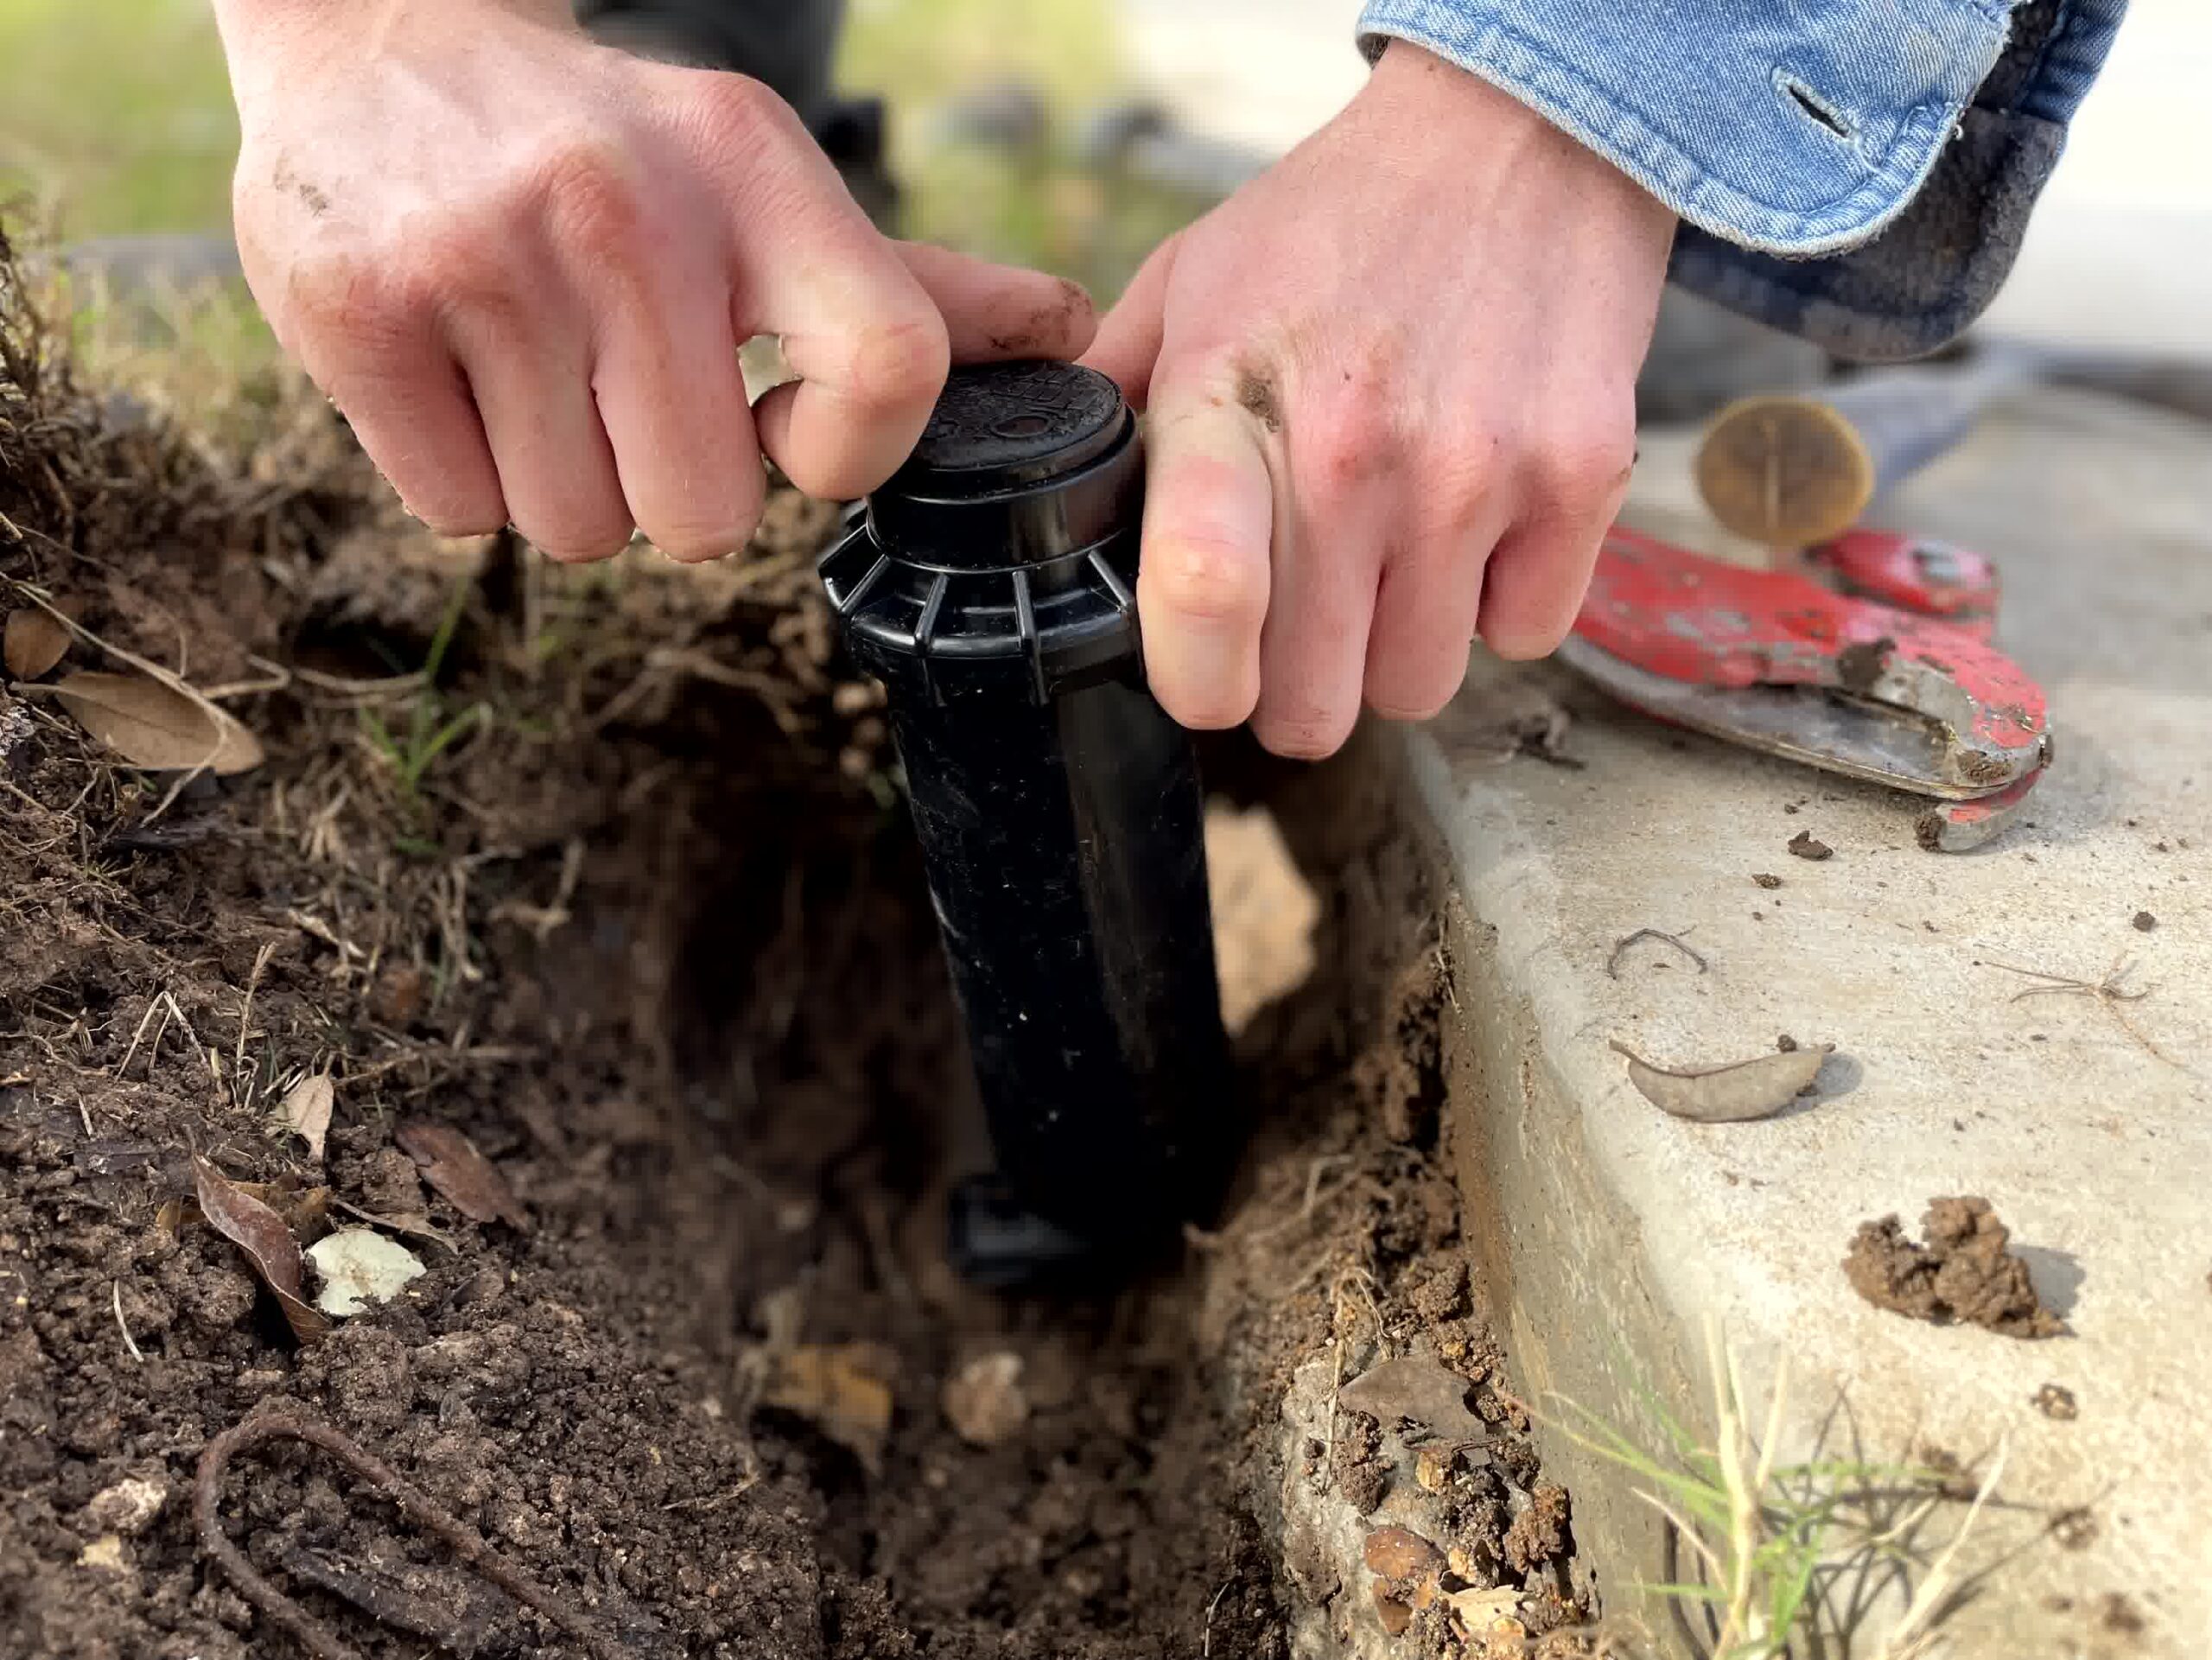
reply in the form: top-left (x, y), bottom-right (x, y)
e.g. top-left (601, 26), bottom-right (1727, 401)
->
top-left (0, 232), bottom-right (1594, 1659)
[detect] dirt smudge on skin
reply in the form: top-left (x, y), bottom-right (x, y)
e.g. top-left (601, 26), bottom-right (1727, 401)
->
top-left (1236, 364), bottom-right (1284, 433)
top-left (985, 277), bottom-right (1096, 358)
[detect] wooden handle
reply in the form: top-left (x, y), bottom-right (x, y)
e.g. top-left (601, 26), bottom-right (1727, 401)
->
top-left (1694, 353), bottom-right (2037, 548)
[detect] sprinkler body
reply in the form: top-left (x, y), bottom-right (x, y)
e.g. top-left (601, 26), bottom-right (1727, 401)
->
top-left (818, 361), bottom-right (1232, 1278)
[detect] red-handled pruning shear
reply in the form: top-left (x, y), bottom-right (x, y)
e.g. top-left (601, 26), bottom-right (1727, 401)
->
top-left (1558, 525), bottom-right (2049, 851)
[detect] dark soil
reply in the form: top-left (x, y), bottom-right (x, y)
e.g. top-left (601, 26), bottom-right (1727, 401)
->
top-left (0, 232), bottom-right (1587, 1660)
top-left (1842, 1196), bottom-right (2063, 1338)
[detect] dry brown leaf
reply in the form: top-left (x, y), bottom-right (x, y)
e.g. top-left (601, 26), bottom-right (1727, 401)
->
top-left (760, 1343), bottom-right (898, 1473)
top-left (52, 671), bottom-right (263, 774)
top-left (1338, 1355), bottom-right (1489, 1444)
top-left (3, 608), bottom-right (71, 678)
top-left (165, 1180), bottom-right (332, 1243)
top-left (396, 1121), bottom-right (529, 1230)
top-left (192, 1154), bottom-right (330, 1344)
top-left (280, 1074), bottom-right (335, 1161)
top-left (1610, 1040), bottom-right (1834, 1123)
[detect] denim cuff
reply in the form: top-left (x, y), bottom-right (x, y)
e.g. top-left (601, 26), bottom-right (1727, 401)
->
top-left (1357, 0), bottom-right (2123, 359)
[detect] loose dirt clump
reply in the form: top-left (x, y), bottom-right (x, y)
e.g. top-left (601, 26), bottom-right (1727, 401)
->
top-left (1843, 1196), bottom-right (2063, 1337)
top-left (0, 226), bottom-right (1592, 1660)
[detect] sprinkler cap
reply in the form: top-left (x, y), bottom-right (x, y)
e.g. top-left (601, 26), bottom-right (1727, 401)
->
top-left (819, 360), bottom-right (1148, 703)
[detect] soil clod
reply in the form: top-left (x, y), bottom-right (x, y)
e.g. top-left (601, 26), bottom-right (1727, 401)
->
top-left (1843, 1195), bottom-right (2064, 1337)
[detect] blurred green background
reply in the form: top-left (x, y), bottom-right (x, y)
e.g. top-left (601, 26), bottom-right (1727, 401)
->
top-left (0, 0), bottom-right (1193, 295)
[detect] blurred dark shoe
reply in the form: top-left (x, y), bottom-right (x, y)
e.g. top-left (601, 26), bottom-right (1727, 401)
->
top-left (577, 0), bottom-right (899, 228)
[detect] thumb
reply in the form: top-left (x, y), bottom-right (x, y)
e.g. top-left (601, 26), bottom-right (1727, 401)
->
top-left (1135, 366), bottom-right (1275, 729)
top-left (1080, 231), bottom-right (1179, 410)
top-left (893, 242), bottom-right (1097, 363)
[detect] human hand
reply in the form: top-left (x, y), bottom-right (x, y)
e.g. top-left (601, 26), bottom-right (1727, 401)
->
top-left (214, 0), bottom-right (1095, 560)
top-left (1084, 42), bottom-right (1675, 757)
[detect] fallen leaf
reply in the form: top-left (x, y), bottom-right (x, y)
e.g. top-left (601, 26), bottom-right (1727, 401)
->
top-left (396, 1121), bottom-right (528, 1230)
top-left (193, 1155), bottom-right (329, 1343)
top-left (941, 1352), bottom-right (1028, 1447)
top-left (1610, 1040), bottom-right (1834, 1123)
top-left (1443, 1585), bottom-right (1522, 1631)
top-left (307, 1227), bottom-right (428, 1316)
top-left (760, 1343), bottom-right (897, 1473)
top-left (279, 1074), bottom-right (335, 1161)
top-left (164, 1180), bottom-right (332, 1243)
top-left (4, 607), bottom-right (71, 678)
top-left (1338, 1355), bottom-right (1489, 1445)
top-left (52, 671), bottom-right (263, 774)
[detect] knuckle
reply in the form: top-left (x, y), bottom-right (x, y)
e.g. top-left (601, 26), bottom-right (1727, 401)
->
top-left (404, 221), bottom-right (522, 328)
top-left (840, 314), bottom-right (950, 417)
top-left (1147, 533), bottom-right (1266, 626)
top-left (527, 139), bottom-right (648, 264)
top-left (284, 247), bottom-right (395, 341)
top-left (1298, 394), bottom-right (1392, 500)
top-left (1423, 429), bottom-right (1502, 534)
top-left (1529, 417), bottom-right (1636, 511)
top-left (684, 71), bottom-right (785, 154)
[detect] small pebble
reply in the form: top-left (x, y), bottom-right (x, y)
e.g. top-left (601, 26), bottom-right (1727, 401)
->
top-left (941, 1352), bottom-right (1028, 1447)
top-left (2033, 1383), bottom-right (2079, 1421)
top-left (2133, 910), bottom-right (2157, 932)
top-left (83, 1477), bottom-right (165, 1537)
top-left (1363, 1525), bottom-right (1445, 1583)
top-left (1788, 830), bottom-right (1834, 862)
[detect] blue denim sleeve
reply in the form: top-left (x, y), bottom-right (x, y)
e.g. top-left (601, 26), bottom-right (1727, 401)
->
top-left (1355, 0), bottom-right (2126, 359)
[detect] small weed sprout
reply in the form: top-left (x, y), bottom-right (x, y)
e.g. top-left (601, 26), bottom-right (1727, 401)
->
top-left (359, 578), bottom-right (488, 823)
top-left (1545, 1324), bottom-right (2003, 1660)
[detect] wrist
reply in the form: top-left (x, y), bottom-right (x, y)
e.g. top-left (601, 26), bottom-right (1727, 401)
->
top-left (213, 0), bottom-right (576, 89)
top-left (213, 0), bottom-right (579, 112)
top-left (1360, 40), bottom-right (1675, 244)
